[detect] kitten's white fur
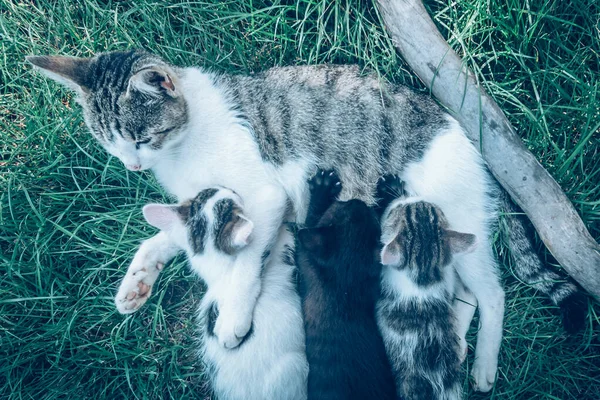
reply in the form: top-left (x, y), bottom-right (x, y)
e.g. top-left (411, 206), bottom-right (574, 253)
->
top-left (197, 225), bottom-right (308, 400)
top-left (117, 68), bottom-right (503, 391)
top-left (129, 188), bottom-right (308, 400)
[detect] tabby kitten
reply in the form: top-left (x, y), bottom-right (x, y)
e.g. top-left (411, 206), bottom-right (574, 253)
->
top-left (378, 194), bottom-right (475, 400)
top-left (134, 188), bottom-right (308, 400)
top-left (296, 170), bottom-right (396, 400)
top-left (28, 49), bottom-right (585, 391)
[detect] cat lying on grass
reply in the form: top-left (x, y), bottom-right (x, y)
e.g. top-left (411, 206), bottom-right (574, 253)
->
top-left (28, 49), bottom-right (586, 391)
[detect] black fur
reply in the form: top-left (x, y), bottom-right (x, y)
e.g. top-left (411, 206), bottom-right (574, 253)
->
top-left (296, 170), bottom-right (397, 400)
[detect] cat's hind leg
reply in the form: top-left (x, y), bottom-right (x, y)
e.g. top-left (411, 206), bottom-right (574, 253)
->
top-left (454, 247), bottom-right (504, 393)
top-left (115, 232), bottom-right (180, 314)
top-left (453, 277), bottom-right (478, 363)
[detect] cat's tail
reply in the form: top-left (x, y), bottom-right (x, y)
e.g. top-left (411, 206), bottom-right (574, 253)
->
top-left (499, 190), bottom-right (587, 333)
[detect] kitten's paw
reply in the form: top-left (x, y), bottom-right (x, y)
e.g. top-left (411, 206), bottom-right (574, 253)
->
top-left (214, 307), bottom-right (253, 349)
top-left (471, 358), bottom-right (497, 392)
top-left (376, 174), bottom-right (405, 201)
top-left (115, 254), bottom-right (164, 315)
top-left (115, 272), bottom-right (155, 314)
top-left (309, 169), bottom-right (341, 199)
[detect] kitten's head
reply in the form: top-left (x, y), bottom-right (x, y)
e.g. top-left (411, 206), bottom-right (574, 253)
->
top-left (27, 50), bottom-right (188, 171)
top-left (380, 200), bottom-right (476, 286)
top-left (142, 188), bottom-right (253, 262)
top-left (297, 200), bottom-right (382, 286)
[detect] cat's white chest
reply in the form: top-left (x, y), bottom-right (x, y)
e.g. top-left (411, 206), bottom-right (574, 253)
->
top-left (153, 160), bottom-right (212, 201)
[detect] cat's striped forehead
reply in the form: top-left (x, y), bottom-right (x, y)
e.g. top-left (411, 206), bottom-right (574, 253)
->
top-left (177, 187), bottom-right (244, 255)
top-left (79, 50), bottom-right (188, 150)
top-left (382, 201), bottom-right (451, 284)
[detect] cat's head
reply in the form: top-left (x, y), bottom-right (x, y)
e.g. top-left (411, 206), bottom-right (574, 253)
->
top-left (380, 200), bottom-right (476, 286)
top-left (297, 199), bottom-right (381, 285)
top-left (27, 50), bottom-right (188, 171)
top-left (142, 188), bottom-right (253, 263)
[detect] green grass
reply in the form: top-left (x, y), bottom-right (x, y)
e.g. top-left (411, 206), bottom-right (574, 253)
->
top-left (1, 0), bottom-right (598, 398)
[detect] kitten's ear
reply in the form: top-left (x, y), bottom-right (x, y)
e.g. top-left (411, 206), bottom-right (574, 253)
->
top-left (381, 240), bottom-right (403, 266)
top-left (446, 230), bottom-right (477, 255)
top-left (142, 204), bottom-right (181, 231)
top-left (127, 66), bottom-right (179, 98)
top-left (229, 214), bottom-right (254, 250)
top-left (26, 55), bottom-right (92, 94)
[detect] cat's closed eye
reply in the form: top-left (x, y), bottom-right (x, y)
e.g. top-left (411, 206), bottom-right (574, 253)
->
top-left (154, 127), bottom-right (174, 136)
top-left (135, 138), bottom-right (152, 149)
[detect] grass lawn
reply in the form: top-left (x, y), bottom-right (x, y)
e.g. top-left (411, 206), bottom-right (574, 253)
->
top-left (1, 0), bottom-right (599, 398)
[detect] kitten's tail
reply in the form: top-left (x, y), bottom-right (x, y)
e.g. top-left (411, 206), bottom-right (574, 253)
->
top-left (500, 190), bottom-right (587, 333)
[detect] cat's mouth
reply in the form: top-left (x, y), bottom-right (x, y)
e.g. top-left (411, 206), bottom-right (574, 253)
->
top-left (125, 164), bottom-right (144, 171)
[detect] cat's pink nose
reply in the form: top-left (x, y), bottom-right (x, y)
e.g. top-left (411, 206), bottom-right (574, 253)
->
top-left (126, 164), bottom-right (142, 171)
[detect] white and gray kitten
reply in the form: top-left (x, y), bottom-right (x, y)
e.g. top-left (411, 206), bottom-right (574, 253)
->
top-left (378, 195), bottom-right (477, 400)
top-left (118, 188), bottom-right (308, 400)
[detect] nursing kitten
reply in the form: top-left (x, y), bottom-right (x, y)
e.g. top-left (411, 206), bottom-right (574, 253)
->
top-left (125, 188), bottom-right (308, 400)
top-left (29, 49), bottom-right (585, 390)
top-left (296, 170), bottom-right (396, 400)
top-left (377, 188), bottom-right (475, 400)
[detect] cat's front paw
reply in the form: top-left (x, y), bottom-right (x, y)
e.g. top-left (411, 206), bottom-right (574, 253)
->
top-left (471, 357), bottom-right (497, 392)
top-left (115, 248), bottom-right (164, 314)
top-left (309, 169), bottom-right (341, 200)
top-left (115, 270), bottom-right (157, 314)
top-left (213, 307), bottom-right (254, 349)
top-left (376, 175), bottom-right (405, 202)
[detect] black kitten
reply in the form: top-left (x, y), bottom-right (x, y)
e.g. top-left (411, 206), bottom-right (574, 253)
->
top-left (296, 170), bottom-right (397, 400)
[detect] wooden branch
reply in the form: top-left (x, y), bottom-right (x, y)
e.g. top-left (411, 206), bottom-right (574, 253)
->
top-left (376, 0), bottom-right (600, 299)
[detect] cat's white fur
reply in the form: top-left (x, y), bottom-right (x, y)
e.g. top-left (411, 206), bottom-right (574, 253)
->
top-left (123, 188), bottom-right (308, 400)
top-left (197, 225), bottom-right (308, 400)
top-left (114, 68), bottom-right (503, 391)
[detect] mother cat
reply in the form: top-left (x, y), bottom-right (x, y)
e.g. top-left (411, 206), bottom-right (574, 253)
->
top-left (28, 49), bottom-right (583, 392)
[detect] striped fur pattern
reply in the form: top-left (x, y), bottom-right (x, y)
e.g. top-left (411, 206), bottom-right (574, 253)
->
top-left (378, 199), bottom-right (475, 400)
top-left (28, 49), bottom-right (586, 391)
top-left (297, 170), bottom-right (396, 400)
top-left (142, 188), bottom-right (308, 400)
top-left (500, 192), bottom-right (587, 333)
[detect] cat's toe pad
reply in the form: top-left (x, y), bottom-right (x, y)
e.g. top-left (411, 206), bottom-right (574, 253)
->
top-left (115, 270), bottom-right (155, 314)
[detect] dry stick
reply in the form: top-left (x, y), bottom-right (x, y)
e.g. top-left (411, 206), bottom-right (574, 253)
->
top-left (376, 0), bottom-right (600, 300)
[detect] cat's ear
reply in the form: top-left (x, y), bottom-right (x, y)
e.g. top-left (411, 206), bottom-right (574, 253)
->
top-left (228, 214), bottom-right (254, 250)
top-left (127, 66), bottom-right (179, 98)
top-left (142, 204), bottom-right (181, 231)
top-left (380, 240), bottom-right (403, 266)
top-left (446, 230), bottom-right (477, 255)
top-left (26, 55), bottom-right (92, 94)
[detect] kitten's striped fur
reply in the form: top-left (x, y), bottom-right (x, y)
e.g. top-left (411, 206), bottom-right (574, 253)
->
top-left (378, 200), bottom-right (474, 400)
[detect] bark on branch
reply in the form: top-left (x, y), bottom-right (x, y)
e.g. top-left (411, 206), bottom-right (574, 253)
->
top-left (376, 0), bottom-right (600, 299)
